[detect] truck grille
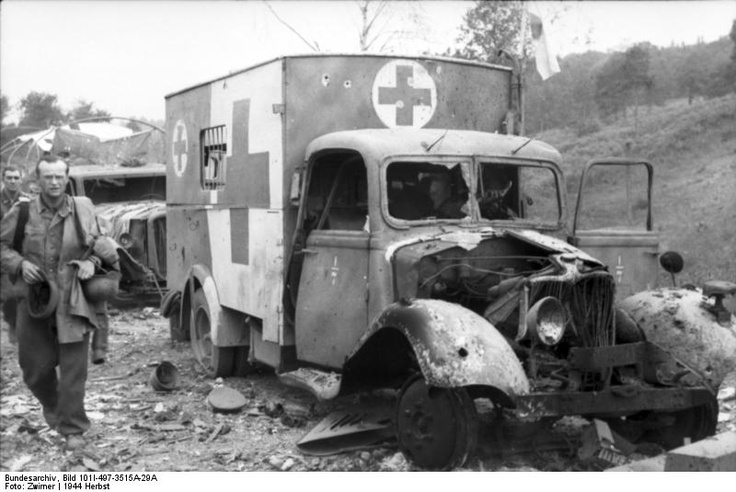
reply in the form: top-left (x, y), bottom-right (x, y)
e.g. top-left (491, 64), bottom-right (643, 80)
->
top-left (529, 273), bottom-right (615, 347)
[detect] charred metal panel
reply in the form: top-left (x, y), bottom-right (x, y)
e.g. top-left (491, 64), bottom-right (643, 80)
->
top-left (619, 288), bottom-right (736, 388)
top-left (515, 387), bottom-right (715, 417)
top-left (295, 231), bottom-right (370, 369)
top-left (356, 299), bottom-right (529, 395)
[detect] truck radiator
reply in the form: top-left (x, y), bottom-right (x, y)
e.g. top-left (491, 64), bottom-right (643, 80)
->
top-left (529, 275), bottom-right (615, 348)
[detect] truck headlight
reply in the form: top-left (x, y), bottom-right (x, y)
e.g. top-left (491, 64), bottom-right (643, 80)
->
top-left (526, 297), bottom-right (566, 346)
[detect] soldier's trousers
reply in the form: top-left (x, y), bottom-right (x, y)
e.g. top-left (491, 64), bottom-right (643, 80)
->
top-left (16, 300), bottom-right (91, 436)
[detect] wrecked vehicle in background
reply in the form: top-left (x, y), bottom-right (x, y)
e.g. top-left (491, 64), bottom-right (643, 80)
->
top-left (2, 118), bottom-right (168, 303)
top-left (162, 54), bottom-right (730, 470)
top-left (67, 163), bottom-right (167, 302)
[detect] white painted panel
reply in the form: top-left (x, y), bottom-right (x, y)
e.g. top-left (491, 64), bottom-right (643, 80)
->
top-left (210, 61), bottom-right (284, 209)
top-left (207, 208), bottom-right (284, 343)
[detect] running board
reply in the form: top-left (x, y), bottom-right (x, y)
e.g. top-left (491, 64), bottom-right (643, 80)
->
top-left (278, 367), bottom-right (342, 400)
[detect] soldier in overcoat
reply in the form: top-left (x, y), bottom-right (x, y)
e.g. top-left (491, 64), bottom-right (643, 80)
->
top-left (0, 155), bottom-right (119, 450)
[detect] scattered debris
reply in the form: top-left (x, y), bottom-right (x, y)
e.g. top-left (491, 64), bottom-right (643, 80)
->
top-left (149, 361), bottom-right (181, 391)
top-left (207, 387), bottom-right (247, 413)
top-left (718, 386), bottom-right (735, 401)
top-left (297, 408), bottom-right (394, 456)
top-left (578, 419), bottom-right (635, 468)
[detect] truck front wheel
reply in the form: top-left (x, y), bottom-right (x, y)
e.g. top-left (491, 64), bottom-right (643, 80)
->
top-left (190, 288), bottom-right (234, 377)
top-left (396, 374), bottom-right (478, 470)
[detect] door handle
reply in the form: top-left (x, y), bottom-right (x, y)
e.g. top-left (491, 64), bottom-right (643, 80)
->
top-left (301, 249), bottom-right (318, 255)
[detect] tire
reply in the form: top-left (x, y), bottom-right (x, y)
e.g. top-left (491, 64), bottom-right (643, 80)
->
top-left (396, 374), bottom-right (478, 470)
top-left (642, 397), bottom-right (718, 449)
top-left (190, 288), bottom-right (234, 378)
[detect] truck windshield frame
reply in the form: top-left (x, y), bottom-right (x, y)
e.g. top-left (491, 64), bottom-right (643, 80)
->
top-left (381, 156), bottom-right (565, 231)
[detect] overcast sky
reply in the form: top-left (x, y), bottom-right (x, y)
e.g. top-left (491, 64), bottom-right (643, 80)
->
top-left (1, 0), bottom-right (735, 122)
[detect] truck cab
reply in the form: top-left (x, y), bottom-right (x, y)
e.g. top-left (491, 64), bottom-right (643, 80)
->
top-left (164, 54), bottom-right (718, 470)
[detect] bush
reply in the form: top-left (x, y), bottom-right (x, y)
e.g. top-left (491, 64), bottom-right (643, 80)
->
top-left (575, 118), bottom-right (603, 136)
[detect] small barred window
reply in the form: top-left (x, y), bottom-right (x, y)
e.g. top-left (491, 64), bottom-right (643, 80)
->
top-left (201, 126), bottom-right (227, 190)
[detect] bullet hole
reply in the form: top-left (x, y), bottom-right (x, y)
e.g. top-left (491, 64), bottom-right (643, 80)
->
top-left (458, 348), bottom-right (468, 358)
top-left (344, 80), bottom-right (352, 88)
top-left (322, 74), bottom-right (330, 86)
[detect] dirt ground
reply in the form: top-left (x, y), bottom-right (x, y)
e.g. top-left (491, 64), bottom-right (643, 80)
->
top-left (1, 306), bottom-right (735, 473)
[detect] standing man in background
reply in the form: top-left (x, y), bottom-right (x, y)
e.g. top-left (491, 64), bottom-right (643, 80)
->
top-left (1, 165), bottom-right (29, 344)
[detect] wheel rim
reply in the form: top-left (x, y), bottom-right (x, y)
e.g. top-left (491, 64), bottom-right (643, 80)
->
top-left (396, 375), bottom-right (478, 470)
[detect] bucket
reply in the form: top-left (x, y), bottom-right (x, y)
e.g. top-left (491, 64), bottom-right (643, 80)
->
top-left (149, 361), bottom-right (181, 391)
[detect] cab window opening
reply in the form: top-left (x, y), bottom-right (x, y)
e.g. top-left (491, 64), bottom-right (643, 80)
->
top-left (305, 151), bottom-right (368, 232)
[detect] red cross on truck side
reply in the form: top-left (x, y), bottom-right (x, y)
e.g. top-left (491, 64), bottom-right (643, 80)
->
top-left (173, 124), bottom-right (187, 175)
top-left (378, 65), bottom-right (432, 126)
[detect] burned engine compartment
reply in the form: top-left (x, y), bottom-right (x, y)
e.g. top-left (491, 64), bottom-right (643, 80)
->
top-left (393, 231), bottom-right (680, 394)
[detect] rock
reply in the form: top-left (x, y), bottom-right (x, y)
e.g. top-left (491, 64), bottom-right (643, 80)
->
top-left (718, 387), bottom-right (735, 401)
top-left (360, 451), bottom-right (371, 461)
top-left (281, 458), bottom-right (294, 471)
top-left (268, 456), bottom-right (283, 469)
top-left (379, 452), bottom-right (409, 471)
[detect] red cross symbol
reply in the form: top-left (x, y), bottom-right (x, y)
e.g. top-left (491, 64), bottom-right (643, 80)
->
top-left (378, 65), bottom-right (432, 126)
top-left (173, 122), bottom-right (187, 176)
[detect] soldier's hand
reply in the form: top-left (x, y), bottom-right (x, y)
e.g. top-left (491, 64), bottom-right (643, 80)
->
top-left (21, 260), bottom-right (43, 284)
top-left (76, 260), bottom-right (96, 280)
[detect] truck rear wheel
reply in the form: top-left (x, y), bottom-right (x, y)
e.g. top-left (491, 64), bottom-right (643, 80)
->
top-left (190, 288), bottom-right (234, 377)
top-left (396, 374), bottom-right (478, 470)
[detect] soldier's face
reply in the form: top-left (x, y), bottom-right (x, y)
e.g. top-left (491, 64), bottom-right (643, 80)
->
top-left (2, 171), bottom-right (21, 192)
top-left (37, 160), bottom-right (69, 199)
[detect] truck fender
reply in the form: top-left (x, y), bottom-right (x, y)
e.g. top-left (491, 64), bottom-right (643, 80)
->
top-left (345, 299), bottom-right (529, 402)
top-left (618, 287), bottom-right (736, 389)
top-left (180, 264), bottom-right (226, 347)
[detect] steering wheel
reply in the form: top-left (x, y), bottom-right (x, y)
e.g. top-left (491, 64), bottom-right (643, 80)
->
top-left (479, 192), bottom-right (517, 219)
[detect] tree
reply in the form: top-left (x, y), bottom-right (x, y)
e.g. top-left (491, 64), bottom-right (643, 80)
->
top-left (354, 0), bottom-right (430, 52)
top-left (451, 1), bottom-right (530, 65)
top-left (622, 43), bottom-right (654, 120)
top-left (19, 91), bottom-right (65, 128)
top-left (705, 19), bottom-right (736, 97)
top-left (68, 99), bottom-right (111, 122)
top-left (595, 53), bottom-right (628, 119)
top-left (0, 94), bottom-right (9, 128)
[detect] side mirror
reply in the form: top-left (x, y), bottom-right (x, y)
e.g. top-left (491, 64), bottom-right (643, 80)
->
top-left (659, 251), bottom-right (684, 287)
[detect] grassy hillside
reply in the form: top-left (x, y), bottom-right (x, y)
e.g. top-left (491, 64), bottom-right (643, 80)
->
top-left (535, 94), bottom-right (736, 289)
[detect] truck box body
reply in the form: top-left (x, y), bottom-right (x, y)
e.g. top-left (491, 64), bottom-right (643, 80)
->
top-left (165, 54), bottom-right (513, 345)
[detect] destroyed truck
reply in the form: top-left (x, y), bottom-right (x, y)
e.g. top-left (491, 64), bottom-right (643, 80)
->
top-left (66, 163), bottom-right (167, 302)
top-left (161, 54), bottom-right (721, 470)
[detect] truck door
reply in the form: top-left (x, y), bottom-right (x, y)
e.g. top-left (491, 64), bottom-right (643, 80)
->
top-left (294, 151), bottom-right (370, 369)
top-left (569, 159), bottom-right (659, 298)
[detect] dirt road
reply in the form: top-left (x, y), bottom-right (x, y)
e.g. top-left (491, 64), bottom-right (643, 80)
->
top-left (1, 307), bottom-right (734, 473)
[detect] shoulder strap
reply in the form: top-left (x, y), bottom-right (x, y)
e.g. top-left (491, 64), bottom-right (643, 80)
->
top-left (12, 201), bottom-right (30, 253)
top-left (71, 197), bottom-right (94, 260)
